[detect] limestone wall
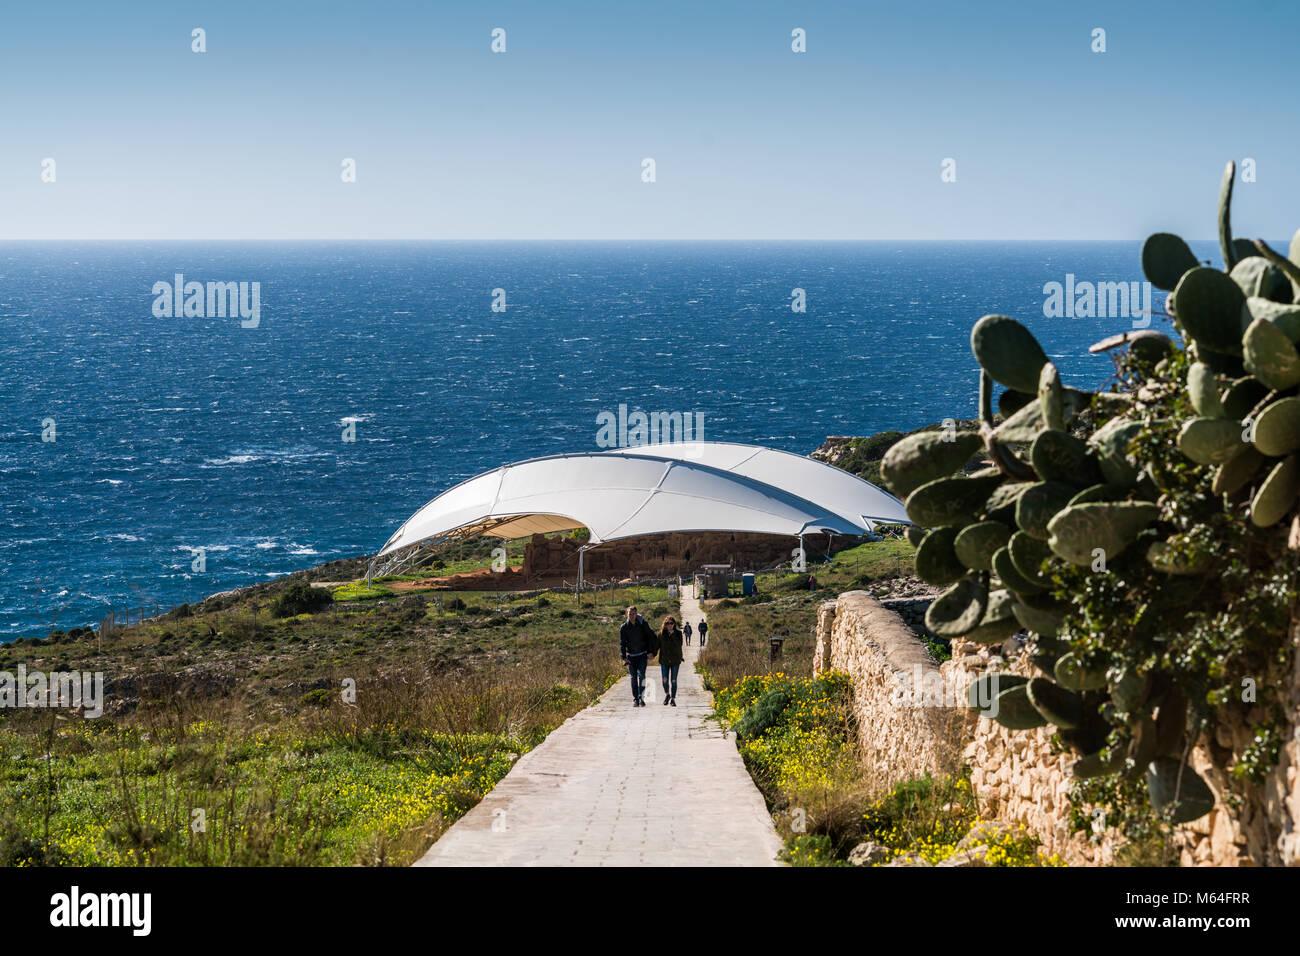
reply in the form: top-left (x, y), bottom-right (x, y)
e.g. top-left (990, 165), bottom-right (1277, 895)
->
top-left (814, 591), bottom-right (1300, 866)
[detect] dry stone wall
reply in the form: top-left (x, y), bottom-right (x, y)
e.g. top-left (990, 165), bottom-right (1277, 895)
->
top-left (815, 591), bottom-right (1300, 866)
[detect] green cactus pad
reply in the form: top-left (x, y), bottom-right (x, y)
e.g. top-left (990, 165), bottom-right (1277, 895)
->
top-left (1038, 362), bottom-right (1064, 432)
top-left (1089, 417), bottom-right (1143, 486)
top-left (970, 314), bottom-right (1050, 393)
top-left (1242, 297), bottom-right (1300, 342)
top-left (1230, 256), bottom-right (1291, 302)
top-left (905, 473), bottom-right (1004, 527)
top-left (991, 683), bottom-right (1049, 730)
top-left (1141, 232), bottom-right (1200, 290)
top-left (1177, 417), bottom-right (1246, 465)
top-left (992, 546), bottom-right (1043, 596)
top-left (953, 521), bottom-right (1013, 572)
top-left (966, 672), bottom-right (1028, 717)
top-left (997, 388), bottom-right (1034, 418)
top-left (1046, 501), bottom-right (1160, 567)
top-left (1218, 161), bottom-right (1237, 270)
top-left (1186, 362), bottom-right (1225, 418)
top-left (1212, 445), bottom-right (1265, 496)
top-left (1015, 481), bottom-right (1077, 540)
top-left (924, 575), bottom-right (989, 637)
top-left (1026, 677), bottom-right (1083, 729)
top-left (1146, 758), bottom-right (1215, 823)
top-left (1054, 652), bottom-right (1108, 691)
top-left (1221, 375), bottom-right (1270, 421)
top-left (1243, 318), bottom-right (1300, 391)
top-left (1073, 748), bottom-right (1125, 779)
top-left (1007, 531), bottom-right (1052, 583)
top-left (1011, 596), bottom-right (1066, 637)
top-left (905, 525), bottom-right (926, 548)
top-left (1067, 483), bottom-right (1131, 506)
top-left (1030, 430), bottom-right (1103, 487)
top-left (1172, 267), bottom-right (1247, 355)
top-left (880, 430), bottom-right (984, 498)
top-left (964, 588), bottom-right (1021, 644)
top-left (914, 526), bottom-right (967, 586)
top-left (983, 481), bottom-right (1033, 521)
top-left (1250, 454), bottom-right (1300, 528)
top-left (1253, 397), bottom-right (1300, 457)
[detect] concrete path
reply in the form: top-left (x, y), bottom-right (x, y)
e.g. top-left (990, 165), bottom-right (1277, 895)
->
top-left (414, 584), bottom-right (783, 866)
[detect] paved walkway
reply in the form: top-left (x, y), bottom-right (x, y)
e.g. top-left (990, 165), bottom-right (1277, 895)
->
top-left (415, 585), bottom-right (783, 866)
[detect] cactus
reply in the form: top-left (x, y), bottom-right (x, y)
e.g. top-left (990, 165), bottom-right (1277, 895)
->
top-left (970, 314), bottom-right (1050, 393)
top-left (915, 526), bottom-right (967, 586)
top-left (1252, 396), bottom-right (1300, 457)
top-left (1172, 267), bottom-right (1247, 355)
top-left (1221, 375), bottom-right (1269, 420)
top-left (904, 473), bottom-right (1004, 527)
top-left (881, 430), bottom-right (983, 497)
top-left (991, 683), bottom-right (1049, 730)
top-left (925, 575), bottom-right (989, 637)
top-left (1186, 362), bottom-right (1225, 417)
top-left (1176, 417), bottom-right (1245, 465)
top-left (904, 165), bottom-right (1300, 825)
top-left (1250, 455), bottom-right (1300, 528)
top-left (1054, 652), bottom-right (1107, 691)
top-left (1015, 481), bottom-right (1077, 540)
top-left (1026, 677), bottom-right (1083, 729)
top-left (1242, 317), bottom-right (1300, 391)
top-left (1141, 232), bottom-right (1200, 290)
top-left (966, 673), bottom-right (1028, 717)
top-left (1212, 445), bottom-right (1265, 496)
top-left (1030, 430), bottom-right (1102, 486)
top-left (1045, 501), bottom-right (1159, 567)
top-left (953, 521), bottom-right (1013, 572)
top-left (1147, 758), bottom-right (1216, 824)
top-left (1010, 593), bottom-right (1067, 637)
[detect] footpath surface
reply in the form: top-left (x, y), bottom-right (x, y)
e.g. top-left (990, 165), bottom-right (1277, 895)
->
top-left (414, 585), bottom-right (783, 866)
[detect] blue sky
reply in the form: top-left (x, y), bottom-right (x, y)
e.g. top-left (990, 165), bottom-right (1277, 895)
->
top-left (1, 0), bottom-right (1296, 239)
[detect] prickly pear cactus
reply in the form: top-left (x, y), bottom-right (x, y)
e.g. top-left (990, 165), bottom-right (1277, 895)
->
top-left (887, 162), bottom-right (1300, 828)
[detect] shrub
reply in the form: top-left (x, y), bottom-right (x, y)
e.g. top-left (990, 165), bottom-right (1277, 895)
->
top-left (271, 582), bottom-right (333, 618)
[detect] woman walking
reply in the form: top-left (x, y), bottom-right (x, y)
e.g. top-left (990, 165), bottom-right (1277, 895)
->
top-left (683, 621), bottom-right (692, 646)
top-left (658, 615), bottom-right (684, 706)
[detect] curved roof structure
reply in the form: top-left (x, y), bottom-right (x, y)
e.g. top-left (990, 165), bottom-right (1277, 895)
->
top-left (603, 442), bottom-right (909, 531)
top-left (375, 447), bottom-right (898, 564)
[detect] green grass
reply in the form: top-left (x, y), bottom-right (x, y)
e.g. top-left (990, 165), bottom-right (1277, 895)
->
top-left (0, 571), bottom-right (651, 866)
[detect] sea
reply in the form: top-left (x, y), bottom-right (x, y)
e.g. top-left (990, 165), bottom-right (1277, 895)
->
top-left (0, 240), bottom-right (1224, 637)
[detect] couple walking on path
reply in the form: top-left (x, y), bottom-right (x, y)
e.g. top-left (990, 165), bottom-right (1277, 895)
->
top-left (619, 605), bottom-right (700, 707)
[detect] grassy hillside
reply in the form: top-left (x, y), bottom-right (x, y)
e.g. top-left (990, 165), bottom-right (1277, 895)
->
top-left (0, 571), bottom-right (668, 866)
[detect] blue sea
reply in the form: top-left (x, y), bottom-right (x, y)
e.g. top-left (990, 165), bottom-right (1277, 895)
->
top-left (0, 240), bottom-right (1219, 637)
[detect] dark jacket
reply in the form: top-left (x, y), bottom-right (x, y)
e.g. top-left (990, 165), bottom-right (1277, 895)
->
top-left (620, 615), bottom-right (659, 658)
top-left (658, 626), bottom-right (684, 667)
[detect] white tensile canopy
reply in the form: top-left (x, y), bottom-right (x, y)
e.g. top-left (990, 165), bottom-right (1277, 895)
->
top-left (603, 442), bottom-right (910, 532)
top-left (369, 443), bottom-right (909, 579)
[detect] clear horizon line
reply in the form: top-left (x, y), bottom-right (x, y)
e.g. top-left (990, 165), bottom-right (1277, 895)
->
top-left (0, 236), bottom-right (1195, 243)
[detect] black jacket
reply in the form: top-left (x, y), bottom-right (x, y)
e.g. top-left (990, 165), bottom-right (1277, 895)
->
top-left (619, 616), bottom-right (659, 658)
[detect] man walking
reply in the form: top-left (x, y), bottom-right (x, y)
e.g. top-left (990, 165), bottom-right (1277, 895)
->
top-left (619, 605), bottom-right (659, 707)
top-left (683, 621), bottom-right (693, 646)
top-left (697, 618), bottom-right (707, 647)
